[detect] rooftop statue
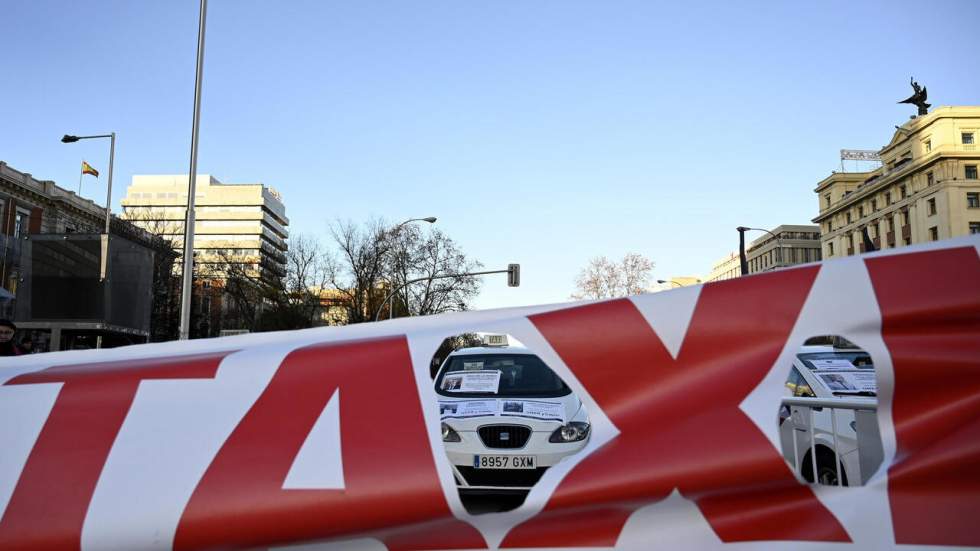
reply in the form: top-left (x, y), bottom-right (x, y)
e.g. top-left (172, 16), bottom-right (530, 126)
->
top-left (898, 77), bottom-right (930, 116)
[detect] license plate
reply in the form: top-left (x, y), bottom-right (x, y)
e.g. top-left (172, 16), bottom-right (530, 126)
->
top-left (473, 455), bottom-right (536, 469)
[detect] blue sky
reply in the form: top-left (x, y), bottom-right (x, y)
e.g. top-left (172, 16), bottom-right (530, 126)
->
top-left (2, 0), bottom-right (978, 309)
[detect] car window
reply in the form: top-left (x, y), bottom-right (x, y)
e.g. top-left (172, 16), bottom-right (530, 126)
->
top-left (435, 354), bottom-right (571, 398)
top-left (786, 367), bottom-right (816, 398)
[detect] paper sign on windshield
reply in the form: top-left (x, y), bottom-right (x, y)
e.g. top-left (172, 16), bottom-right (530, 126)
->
top-left (439, 400), bottom-right (497, 418)
top-left (818, 372), bottom-right (877, 394)
top-left (500, 400), bottom-right (565, 422)
top-left (849, 372), bottom-right (878, 393)
top-left (810, 358), bottom-right (855, 370)
top-left (440, 370), bottom-right (501, 393)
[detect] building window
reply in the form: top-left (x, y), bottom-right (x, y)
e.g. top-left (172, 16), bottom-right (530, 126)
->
top-left (924, 139), bottom-right (932, 152)
top-left (885, 191), bottom-right (892, 205)
top-left (971, 222), bottom-right (980, 235)
top-left (963, 132), bottom-right (975, 145)
top-left (900, 184), bottom-right (908, 199)
top-left (968, 193), bottom-right (980, 209)
top-left (13, 211), bottom-right (28, 238)
top-left (858, 206), bottom-right (864, 217)
top-left (927, 198), bottom-right (937, 216)
top-left (929, 226), bottom-right (939, 241)
top-left (871, 199), bottom-right (878, 212)
top-left (827, 242), bottom-right (834, 256)
top-left (846, 211), bottom-right (852, 224)
top-left (967, 165), bottom-right (978, 180)
top-left (927, 172), bottom-right (934, 186)
top-left (887, 216), bottom-right (895, 233)
top-left (824, 194), bottom-right (831, 208)
top-left (848, 233), bottom-right (855, 250)
top-left (828, 220), bottom-right (834, 232)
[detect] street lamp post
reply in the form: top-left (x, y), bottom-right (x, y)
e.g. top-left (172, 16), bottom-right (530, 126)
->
top-left (386, 216), bottom-right (437, 319)
top-left (62, 133), bottom-right (116, 283)
top-left (61, 133), bottom-right (115, 234)
top-left (179, 0), bottom-right (208, 341)
top-left (657, 279), bottom-right (683, 288)
top-left (736, 226), bottom-right (784, 274)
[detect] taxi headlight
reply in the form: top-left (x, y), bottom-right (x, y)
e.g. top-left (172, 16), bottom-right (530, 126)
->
top-left (549, 422), bottom-right (590, 443)
top-left (441, 422), bottom-right (461, 442)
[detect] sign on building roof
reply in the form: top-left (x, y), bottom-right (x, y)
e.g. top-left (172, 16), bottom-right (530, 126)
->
top-left (840, 149), bottom-right (882, 161)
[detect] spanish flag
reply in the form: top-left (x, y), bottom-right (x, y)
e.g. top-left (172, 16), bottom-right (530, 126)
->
top-left (81, 161), bottom-right (99, 178)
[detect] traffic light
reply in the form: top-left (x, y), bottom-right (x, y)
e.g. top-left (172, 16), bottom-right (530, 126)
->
top-left (507, 263), bottom-right (520, 287)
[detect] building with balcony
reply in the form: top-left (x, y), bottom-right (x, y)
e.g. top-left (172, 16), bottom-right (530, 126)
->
top-left (121, 175), bottom-right (289, 278)
top-left (814, 106), bottom-right (980, 258)
top-left (705, 224), bottom-right (822, 282)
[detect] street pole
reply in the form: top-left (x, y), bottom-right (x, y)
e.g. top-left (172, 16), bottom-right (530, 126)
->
top-left (179, 0), bottom-right (208, 341)
top-left (737, 226), bottom-right (784, 273)
top-left (60, 133), bottom-right (116, 281)
top-left (105, 132), bottom-right (115, 234)
top-left (737, 227), bottom-right (749, 276)
top-left (384, 217), bottom-right (436, 320)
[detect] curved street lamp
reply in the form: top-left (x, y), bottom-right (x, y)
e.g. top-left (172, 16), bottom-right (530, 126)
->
top-left (387, 217), bottom-right (437, 319)
top-left (736, 226), bottom-right (784, 275)
top-left (657, 279), bottom-right (683, 288)
top-left (394, 216), bottom-right (437, 229)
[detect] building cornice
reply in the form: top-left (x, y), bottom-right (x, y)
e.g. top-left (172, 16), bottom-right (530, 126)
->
top-left (880, 106), bottom-right (980, 155)
top-left (813, 151), bottom-right (980, 222)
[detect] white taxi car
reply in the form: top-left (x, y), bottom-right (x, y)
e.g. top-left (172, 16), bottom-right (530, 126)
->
top-left (435, 345), bottom-right (590, 493)
top-left (779, 345), bottom-right (881, 486)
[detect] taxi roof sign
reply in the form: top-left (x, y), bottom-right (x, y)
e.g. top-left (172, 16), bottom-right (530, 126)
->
top-left (481, 334), bottom-right (508, 347)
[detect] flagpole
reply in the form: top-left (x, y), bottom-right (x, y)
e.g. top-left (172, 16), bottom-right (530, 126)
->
top-left (78, 165), bottom-right (83, 195)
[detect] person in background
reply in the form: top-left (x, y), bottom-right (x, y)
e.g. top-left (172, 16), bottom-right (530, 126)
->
top-left (0, 319), bottom-right (22, 357)
top-left (19, 337), bottom-right (33, 354)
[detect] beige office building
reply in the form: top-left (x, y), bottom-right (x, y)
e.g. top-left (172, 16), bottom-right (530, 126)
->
top-left (705, 224), bottom-right (822, 282)
top-left (121, 175), bottom-right (288, 277)
top-left (814, 106), bottom-right (980, 258)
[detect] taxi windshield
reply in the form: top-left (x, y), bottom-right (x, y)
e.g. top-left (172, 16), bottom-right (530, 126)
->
top-left (435, 354), bottom-right (571, 398)
top-left (799, 351), bottom-right (877, 397)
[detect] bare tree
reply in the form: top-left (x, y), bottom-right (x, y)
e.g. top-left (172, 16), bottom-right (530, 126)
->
top-left (326, 219), bottom-right (483, 323)
top-left (206, 236), bottom-right (329, 333)
top-left (388, 226), bottom-right (482, 317)
top-left (120, 206), bottom-right (184, 340)
top-left (325, 219), bottom-right (394, 324)
top-left (275, 233), bottom-right (330, 327)
top-left (572, 253), bottom-right (654, 299)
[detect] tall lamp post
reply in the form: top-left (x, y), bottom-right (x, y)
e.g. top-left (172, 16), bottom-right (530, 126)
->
top-left (61, 133), bottom-right (115, 234)
top-left (736, 226), bottom-right (784, 275)
top-left (62, 133), bottom-right (116, 282)
top-left (386, 216), bottom-right (436, 319)
top-left (179, 0), bottom-right (208, 341)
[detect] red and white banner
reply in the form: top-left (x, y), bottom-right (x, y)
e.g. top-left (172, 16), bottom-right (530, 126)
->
top-left (1, 237), bottom-right (978, 550)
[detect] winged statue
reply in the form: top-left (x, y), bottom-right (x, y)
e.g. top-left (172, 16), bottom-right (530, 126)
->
top-left (898, 77), bottom-right (930, 115)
